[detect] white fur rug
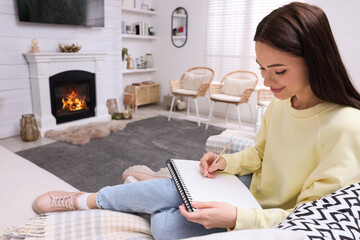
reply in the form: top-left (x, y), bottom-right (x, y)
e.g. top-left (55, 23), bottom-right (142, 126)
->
top-left (45, 120), bottom-right (127, 145)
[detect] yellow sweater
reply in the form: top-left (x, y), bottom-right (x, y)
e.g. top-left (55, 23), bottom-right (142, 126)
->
top-left (222, 98), bottom-right (360, 230)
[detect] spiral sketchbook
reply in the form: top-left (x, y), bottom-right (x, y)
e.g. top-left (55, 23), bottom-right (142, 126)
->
top-left (166, 159), bottom-right (262, 212)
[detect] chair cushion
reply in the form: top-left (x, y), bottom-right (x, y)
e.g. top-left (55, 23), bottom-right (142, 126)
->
top-left (211, 93), bottom-right (241, 102)
top-left (182, 72), bottom-right (211, 91)
top-left (172, 89), bottom-right (198, 96)
top-left (221, 76), bottom-right (256, 96)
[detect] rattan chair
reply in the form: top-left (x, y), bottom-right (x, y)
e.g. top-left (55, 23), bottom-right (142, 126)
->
top-left (205, 70), bottom-right (258, 129)
top-left (256, 88), bottom-right (274, 131)
top-left (168, 67), bottom-right (215, 126)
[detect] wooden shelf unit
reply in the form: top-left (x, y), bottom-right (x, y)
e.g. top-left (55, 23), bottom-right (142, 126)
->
top-left (121, 5), bottom-right (159, 106)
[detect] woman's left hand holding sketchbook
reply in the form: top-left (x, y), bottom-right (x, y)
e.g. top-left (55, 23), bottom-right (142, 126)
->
top-left (179, 201), bottom-right (237, 229)
top-left (179, 151), bottom-right (237, 229)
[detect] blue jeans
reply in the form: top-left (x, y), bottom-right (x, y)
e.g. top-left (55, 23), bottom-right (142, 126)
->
top-left (96, 175), bottom-right (252, 240)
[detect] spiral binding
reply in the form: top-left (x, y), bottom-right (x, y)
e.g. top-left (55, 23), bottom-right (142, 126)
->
top-left (166, 159), bottom-right (193, 212)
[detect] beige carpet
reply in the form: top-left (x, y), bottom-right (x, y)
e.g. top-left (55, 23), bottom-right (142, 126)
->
top-left (45, 120), bottom-right (127, 145)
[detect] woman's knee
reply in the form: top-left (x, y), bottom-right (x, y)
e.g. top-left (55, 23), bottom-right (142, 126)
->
top-left (150, 209), bottom-right (222, 240)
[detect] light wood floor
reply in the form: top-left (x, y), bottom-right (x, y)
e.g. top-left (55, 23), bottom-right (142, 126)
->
top-left (0, 104), bottom-right (255, 152)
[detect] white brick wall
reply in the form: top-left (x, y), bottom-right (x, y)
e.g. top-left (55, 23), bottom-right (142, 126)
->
top-left (0, 1), bottom-right (123, 138)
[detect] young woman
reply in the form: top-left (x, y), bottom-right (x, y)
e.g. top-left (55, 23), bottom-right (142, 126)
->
top-left (33, 2), bottom-right (360, 239)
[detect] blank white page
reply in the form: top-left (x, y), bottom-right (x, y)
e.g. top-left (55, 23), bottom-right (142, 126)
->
top-left (172, 159), bottom-right (262, 209)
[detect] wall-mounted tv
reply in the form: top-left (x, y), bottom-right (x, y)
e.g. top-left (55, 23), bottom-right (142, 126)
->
top-left (17, 0), bottom-right (105, 27)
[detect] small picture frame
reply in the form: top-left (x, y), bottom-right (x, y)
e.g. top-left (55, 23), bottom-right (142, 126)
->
top-left (141, 4), bottom-right (149, 11)
top-left (134, 0), bottom-right (142, 9)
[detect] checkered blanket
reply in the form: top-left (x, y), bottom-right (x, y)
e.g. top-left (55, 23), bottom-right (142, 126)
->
top-left (2, 210), bottom-right (153, 240)
top-left (206, 129), bottom-right (255, 154)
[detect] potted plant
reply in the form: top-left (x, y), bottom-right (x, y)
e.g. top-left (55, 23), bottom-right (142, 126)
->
top-left (122, 48), bottom-right (128, 70)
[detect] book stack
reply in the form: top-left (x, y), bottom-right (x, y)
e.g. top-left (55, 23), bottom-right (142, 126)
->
top-left (134, 22), bottom-right (149, 36)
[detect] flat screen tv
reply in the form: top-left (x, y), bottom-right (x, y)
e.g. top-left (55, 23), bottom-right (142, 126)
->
top-left (17, 0), bottom-right (104, 27)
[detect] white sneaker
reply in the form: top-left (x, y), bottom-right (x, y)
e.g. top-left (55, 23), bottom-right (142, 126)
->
top-left (32, 191), bottom-right (86, 214)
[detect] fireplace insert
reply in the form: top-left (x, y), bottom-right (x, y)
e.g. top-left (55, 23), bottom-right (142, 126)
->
top-left (49, 70), bottom-right (96, 124)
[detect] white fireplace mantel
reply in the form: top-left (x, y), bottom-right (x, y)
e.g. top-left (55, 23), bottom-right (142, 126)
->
top-left (24, 52), bottom-right (110, 136)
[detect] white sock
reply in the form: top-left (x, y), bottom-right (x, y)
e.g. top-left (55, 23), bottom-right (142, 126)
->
top-left (77, 193), bottom-right (91, 210)
top-left (124, 175), bottom-right (139, 184)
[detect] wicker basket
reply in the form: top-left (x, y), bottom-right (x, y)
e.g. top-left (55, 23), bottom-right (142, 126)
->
top-left (20, 114), bottom-right (39, 141)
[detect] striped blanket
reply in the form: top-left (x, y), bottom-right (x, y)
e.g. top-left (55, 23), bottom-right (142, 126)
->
top-left (2, 209), bottom-right (153, 240)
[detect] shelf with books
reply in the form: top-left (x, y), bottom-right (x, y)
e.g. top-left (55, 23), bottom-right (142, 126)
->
top-left (121, 7), bottom-right (156, 38)
top-left (121, 3), bottom-right (158, 93)
top-left (171, 7), bottom-right (187, 48)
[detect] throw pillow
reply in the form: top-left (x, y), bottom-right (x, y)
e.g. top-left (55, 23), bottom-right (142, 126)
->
top-left (221, 76), bottom-right (256, 96)
top-left (275, 182), bottom-right (360, 240)
top-left (182, 72), bottom-right (211, 91)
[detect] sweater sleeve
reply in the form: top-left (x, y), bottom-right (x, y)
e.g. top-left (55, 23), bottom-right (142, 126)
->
top-left (220, 99), bottom-right (274, 176)
top-left (234, 207), bottom-right (292, 230)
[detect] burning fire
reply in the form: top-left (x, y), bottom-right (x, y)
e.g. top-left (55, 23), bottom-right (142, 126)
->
top-left (61, 90), bottom-right (88, 112)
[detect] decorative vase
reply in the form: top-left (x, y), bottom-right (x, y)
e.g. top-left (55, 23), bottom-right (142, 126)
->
top-left (20, 114), bottom-right (39, 141)
top-left (145, 53), bottom-right (154, 68)
top-left (122, 60), bottom-right (127, 70)
top-left (126, 56), bottom-right (134, 69)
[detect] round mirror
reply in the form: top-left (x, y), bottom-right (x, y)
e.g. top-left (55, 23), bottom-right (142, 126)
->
top-left (171, 7), bottom-right (188, 48)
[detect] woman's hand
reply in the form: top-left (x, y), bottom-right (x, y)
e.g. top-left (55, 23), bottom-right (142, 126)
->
top-left (179, 201), bottom-right (237, 229)
top-left (199, 152), bottom-right (227, 178)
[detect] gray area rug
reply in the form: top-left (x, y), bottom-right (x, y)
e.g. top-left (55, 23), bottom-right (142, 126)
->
top-left (16, 116), bottom-right (224, 192)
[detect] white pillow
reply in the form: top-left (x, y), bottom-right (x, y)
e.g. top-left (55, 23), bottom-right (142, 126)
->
top-left (182, 72), bottom-right (211, 91)
top-left (221, 76), bottom-right (256, 97)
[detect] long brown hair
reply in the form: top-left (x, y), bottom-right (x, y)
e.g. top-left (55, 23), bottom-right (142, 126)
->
top-left (254, 2), bottom-right (360, 109)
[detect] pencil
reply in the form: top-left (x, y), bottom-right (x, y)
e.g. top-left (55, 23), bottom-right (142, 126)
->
top-left (203, 139), bottom-right (232, 177)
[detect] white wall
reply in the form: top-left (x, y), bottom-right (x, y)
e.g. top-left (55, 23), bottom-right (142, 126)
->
top-left (0, 0), bottom-right (123, 138)
top-left (308, 0), bottom-right (360, 90)
top-left (151, 0), bottom-right (209, 114)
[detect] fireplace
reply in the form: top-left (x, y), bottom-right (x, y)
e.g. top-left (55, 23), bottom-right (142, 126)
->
top-left (50, 70), bottom-right (96, 124)
top-left (23, 52), bottom-right (109, 136)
